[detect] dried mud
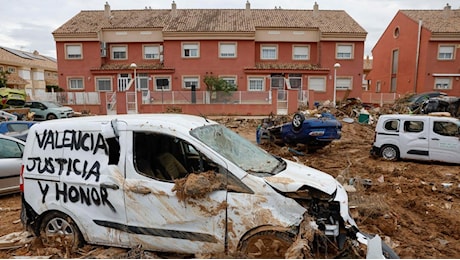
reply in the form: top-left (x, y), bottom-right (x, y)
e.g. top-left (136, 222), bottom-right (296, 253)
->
top-left (1, 117), bottom-right (459, 258)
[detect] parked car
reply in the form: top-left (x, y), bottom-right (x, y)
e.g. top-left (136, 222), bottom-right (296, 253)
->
top-left (24, 101), bottom-right (74, 120)
top-left (0, 87), bottom-right (26, 109)
top-left (0, 121), bottom-right (36, 134)
top-left (421, 96), bottom-right (460, 117)
top-left (371, 114), bottom-right (460, 164)
top-left (407, 91), bottom-right (447, 113)
top-left (20, 114), bottom-right (396, 258)
top-left (0, 134), bottom-right (25, 195)
top-left (257, 112), bottom-right (342, 152)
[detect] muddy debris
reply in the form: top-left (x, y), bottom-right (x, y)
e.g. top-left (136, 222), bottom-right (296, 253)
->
top-left (172, 171), bottom-right (226, 202)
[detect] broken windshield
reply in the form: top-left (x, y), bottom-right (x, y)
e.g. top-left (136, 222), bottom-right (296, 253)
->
top-left (191, 124), bottom-right (281, 175)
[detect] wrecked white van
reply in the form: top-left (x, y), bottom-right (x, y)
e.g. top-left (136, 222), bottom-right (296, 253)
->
top-left (20, 114), bottom-right (397, 258)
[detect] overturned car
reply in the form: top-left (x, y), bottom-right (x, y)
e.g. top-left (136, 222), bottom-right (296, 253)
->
top-left (21, 114), bottom-right (396, 258)
top-left (257, 112), bottom-right (342, 152)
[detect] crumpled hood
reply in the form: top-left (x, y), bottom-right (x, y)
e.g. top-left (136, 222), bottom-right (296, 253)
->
top-left (263, 159), bottom-right (338, 195)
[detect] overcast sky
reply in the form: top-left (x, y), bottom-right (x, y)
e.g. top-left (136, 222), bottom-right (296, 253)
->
top-left (1, 0), bottom-right (458, 59)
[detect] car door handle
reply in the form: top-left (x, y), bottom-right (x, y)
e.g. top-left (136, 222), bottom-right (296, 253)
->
top-left (431, 138), bottom-right (440, 141)
top-left (100, 183), bottom-right (119, 190)
top-left (418, 137), bottom-right (427, 140)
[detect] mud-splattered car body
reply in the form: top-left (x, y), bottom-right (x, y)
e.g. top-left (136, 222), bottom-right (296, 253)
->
top-left (20, 114), bottom-right (396, 258)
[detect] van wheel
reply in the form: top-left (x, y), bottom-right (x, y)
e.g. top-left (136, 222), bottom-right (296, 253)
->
top-left (39, 212), bottom-right (83, 250)
top-left (381, 145), bottom-right (399, 161)
top-left (292, 112), bottom-right (305, 132)
top-left (47, 114), bottom-right (57, 120)
top-left (238, 229), bottom-right (295, 258)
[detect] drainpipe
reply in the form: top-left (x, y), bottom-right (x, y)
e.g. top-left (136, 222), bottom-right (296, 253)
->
top-left (414, 19), bottom-right (422, 93)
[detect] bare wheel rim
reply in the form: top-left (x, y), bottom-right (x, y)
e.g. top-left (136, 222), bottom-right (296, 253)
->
top-left (243, 231), bottom-right (294, 258)
top-left (43, 216), bottom-right (78, 246)
top-left (382, 146), bottom-right (397, 160)
top-left (292, 114), bottom-right (302, 128)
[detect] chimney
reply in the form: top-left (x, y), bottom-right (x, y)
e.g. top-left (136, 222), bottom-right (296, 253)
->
top-left (245, 0), bottom-right (251, 15)
top-left (313, 2), bottom-right (319, 12)
top-left (444, 3), bottom-right (451, 10)
top-left (104, 2), bottom-right (111, 18)
top-left (171, 1), bottom-right (177, 16)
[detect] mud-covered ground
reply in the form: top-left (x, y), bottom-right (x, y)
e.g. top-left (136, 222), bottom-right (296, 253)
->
top-left (1, 115), bottom-right (459, 258)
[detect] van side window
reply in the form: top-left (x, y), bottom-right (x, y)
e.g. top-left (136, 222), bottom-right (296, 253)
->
top-left (403, 121), bottom-right (423, 133)
top-left (133, 132), bottom-right (219, 182)
top-left (384, 120), bottom-right (399, 131)
top-left (433, 121), bottom-right (458, 136)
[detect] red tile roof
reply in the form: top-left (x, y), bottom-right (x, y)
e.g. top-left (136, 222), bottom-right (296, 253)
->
top-left (53, 8), bottom-right (366, 35)
top-left (401, 8), bottom-right (460, 33)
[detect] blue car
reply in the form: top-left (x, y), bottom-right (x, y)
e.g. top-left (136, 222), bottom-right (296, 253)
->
top-left (0, 121), bottom-right (36, 134)
top-left (257, 112), bottom-right (342, 152)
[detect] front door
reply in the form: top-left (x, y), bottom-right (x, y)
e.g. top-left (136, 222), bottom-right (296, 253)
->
top-left (399, 119), bottom-right (430, 160)
top-left (123, 131), bottom-right (228, 254)
top-left (429, 119), bottom-right (460, 163)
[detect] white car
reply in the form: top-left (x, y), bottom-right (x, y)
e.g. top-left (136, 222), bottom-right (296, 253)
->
top-left (0, 134), bottom-right (25, 195)
top-left (371, 114), bottom-right (460, 163)
top-left (21, 114), bottom-right (397, 258)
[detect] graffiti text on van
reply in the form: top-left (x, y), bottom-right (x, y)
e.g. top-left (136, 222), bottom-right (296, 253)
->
top-left (38, 181), bottom-right (116, 212)
top-left (35, 129), bottom-right (108, 155)
top-left (26, 157), bottom-right (101, 182)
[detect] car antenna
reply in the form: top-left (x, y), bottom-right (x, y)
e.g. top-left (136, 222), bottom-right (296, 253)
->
top-left (174, 90), bottom-right (209, 122)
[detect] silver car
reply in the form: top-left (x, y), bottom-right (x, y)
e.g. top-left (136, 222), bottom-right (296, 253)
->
top-left (0, 134), bottom-right (25, 195)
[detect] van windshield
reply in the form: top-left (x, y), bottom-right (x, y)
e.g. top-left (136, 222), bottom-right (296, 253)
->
top-left (191, 124), bottom-right (282, 175)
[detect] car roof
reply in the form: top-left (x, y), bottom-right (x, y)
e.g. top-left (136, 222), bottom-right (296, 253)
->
top-left (378, 114), bottom-right (458, 121)
top-left (29, 114), bottom-right (217, 134)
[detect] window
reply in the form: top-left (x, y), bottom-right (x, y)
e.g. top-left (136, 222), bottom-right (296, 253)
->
top-left (248, 77), bottom-right (264, 91)
top-left (65, 44), bottom-right (82, 59)
top-left (261, 45), bottom-right (277, 60)
top-left (133, 132), bottom-right (229, 184)
top-left (403, 121), bottom-right (423, 133)
top-left (336, 44), bottom-right (353, 59)
top-left (183, 76), bottom-right (199, 89)
top-left (0, 138), bottom-right (23, 159)
top-left (111, 46), bottom-right (127, 60)
top-left (137, 73), bottom-right (149, 90)
top-left (384, 120), bottom-right (399, 131)
top-left (270, 75), bottom-right (284, 89)
top-left (0, 66), bottom-right (3, 71)
top-left (336, 77), bottom-right (352, 90)
top-left (293, 45), bottom-right (309, 60)
top-left (219, 76), bottom-right (237, 88)
top-left (433, 121), bottom-right (459, 137)
top-left (438, 45), bottom-right (455, 60)
top-left (183, 43), bottom-right (199, 58)
top-left (308, 77), bottom-right (326, 91)
top-left (96, 78), bottom-right (112, 91)
top-left (154, 77), bottom-right (171, 91)
top-left (219, 43), bottom-right (236, 58)
top-left (7, 67), bottom-right (15, 73)
top-left (68, 78), bottom-right (84, 90)
top-left (434, 77), bottom-right (451, 90)
top-left (144, 45), bottom-right (160, 59)
top-left (376, 81), bottom-right (381, 93)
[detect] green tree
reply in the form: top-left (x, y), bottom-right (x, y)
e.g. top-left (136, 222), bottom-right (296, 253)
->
top-left (0, 71), bottom-right (10, 88)
top-left (203, 75), bottom-right (237, 92)
top-left (203, 75), bottom-right (237, 103)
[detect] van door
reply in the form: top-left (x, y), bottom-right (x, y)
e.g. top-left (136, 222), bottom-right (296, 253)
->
top-left (122, 131), bottom-right (228, 254)
top-left (399, 118), bottom-right (430, 160)
top-left (429, 118), bottom-right (460, 163)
